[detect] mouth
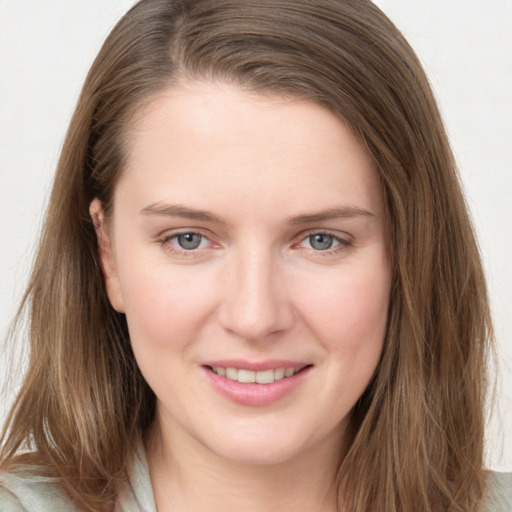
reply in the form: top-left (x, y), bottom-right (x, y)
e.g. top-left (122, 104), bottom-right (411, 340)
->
top-left (201, 359), bottom-right (313, 405)
top-left (205, 365), bottom-right (309, 384)
top-left (202, 362), bottom-right (312, 406)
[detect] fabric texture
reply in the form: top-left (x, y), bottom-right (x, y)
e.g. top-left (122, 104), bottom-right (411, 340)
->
top-left (0, 446), bottom-right (156, 512)
top-left (1, 448), bottom-right (511, 511)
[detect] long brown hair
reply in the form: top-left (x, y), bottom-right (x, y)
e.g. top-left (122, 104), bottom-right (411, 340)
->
top-left (0, 1), bottom-right (493, 510)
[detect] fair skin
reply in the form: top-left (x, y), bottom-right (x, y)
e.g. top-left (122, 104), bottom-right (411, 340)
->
top-left (91, 82), bottom-right (391, 512)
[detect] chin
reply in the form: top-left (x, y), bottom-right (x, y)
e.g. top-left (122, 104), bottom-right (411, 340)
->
top-left (198, 418), bottom-right (337, 468)
top-left (208, 438), bottom-right (307, 466)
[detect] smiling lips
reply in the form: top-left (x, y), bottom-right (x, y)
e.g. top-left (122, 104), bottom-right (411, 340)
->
top-left (210, 366), bottom-right (301, 384)
top-left (203, 361), bottom-right (311, 406)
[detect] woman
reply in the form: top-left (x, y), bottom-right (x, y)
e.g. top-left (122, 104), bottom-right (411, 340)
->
top-left (0, 0), bottom-right (510, 510)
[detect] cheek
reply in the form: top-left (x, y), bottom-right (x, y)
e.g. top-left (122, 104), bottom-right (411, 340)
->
top-left (117, 262), bottom-right (221, 407)
top-left (310, 265), bottom-right (390, 414)
top-left (302, 271), bottom-right (390, 343)
top-left (294, 256), bottom-right (391, 360)
top-left (116, 255), bottom-right (217, 354)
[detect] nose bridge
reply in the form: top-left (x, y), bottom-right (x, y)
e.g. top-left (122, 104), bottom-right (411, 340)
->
top-left (219, 243), bottom-right (291, 341)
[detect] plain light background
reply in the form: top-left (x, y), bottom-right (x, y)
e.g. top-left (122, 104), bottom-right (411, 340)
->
top-left (1, 1), bottom-right (511, 470)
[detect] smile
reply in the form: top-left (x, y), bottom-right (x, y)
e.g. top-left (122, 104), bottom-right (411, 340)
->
top-left (203, 362), bottom-right (312, 406)
top-left (210, 366), bottom-right (300, 384)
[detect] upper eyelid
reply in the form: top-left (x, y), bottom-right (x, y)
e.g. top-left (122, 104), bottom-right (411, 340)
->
top-left (294, 228), bottom-right (352, 243)
top-left (158, 227), bottom-right (213, 240)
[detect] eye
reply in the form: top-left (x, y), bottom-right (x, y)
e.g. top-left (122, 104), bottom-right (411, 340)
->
top-left (172, 232), bottom-right (208, 250)
top-left (306, 233), bottom-right (338, 251)
top-left (156, 229), bottom-right (221, 258)
top-left (156, 229), bottom-right (219, 258)
top-left (294, 231), bottom-right (352, 255)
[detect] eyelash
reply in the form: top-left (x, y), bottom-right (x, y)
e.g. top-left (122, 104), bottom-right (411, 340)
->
top-left (157, 230), bottom-right (215, 257)
top-left (156, 229), bottom-right (352, 257)
top-left (295, 230), bottom-right (352, 256)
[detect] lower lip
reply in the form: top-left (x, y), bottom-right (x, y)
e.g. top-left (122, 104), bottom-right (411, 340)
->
top-left (203, 366), bottom-right (311, 407)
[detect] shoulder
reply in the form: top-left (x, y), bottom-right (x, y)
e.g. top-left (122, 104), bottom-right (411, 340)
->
top-left (0, 470), bottom-right (77, 512)
top-left (0, 444), bottom-right (155, 512)
top-left (482, 471), bottom-right (512, 512)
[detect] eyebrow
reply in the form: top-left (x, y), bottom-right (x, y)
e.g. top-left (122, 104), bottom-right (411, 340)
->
top-left (140, 203), bottom-right (225, 224)
top-left (140, 203), bottom-right (374, 225)
top-left (288, 206), bottom-right (374, 224)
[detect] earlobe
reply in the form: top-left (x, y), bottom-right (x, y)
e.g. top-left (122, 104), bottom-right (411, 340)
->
top-left (89, 198), bottom-right (125, 313)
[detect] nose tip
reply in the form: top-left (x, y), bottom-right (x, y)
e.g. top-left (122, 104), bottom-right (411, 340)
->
top-left (218, 253), bottom-right (294, 342)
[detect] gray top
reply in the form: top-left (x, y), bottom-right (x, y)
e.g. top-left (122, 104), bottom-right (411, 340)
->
top-left (1, 447), bottom-right (511, 511)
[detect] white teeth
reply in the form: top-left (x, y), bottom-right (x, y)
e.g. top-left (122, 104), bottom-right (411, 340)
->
top-left (256, 369), bottom-right (275, 384)
top-left (226, 367), bottom-right (238, 380)
top-left (284, 368), bottom-right (295, 377)
top-left (238, 369), bottom-right (256, 383)
top-left (274, 368), bottom-right (285, 380)
top-left (212, 366), bottom-right (301, 384)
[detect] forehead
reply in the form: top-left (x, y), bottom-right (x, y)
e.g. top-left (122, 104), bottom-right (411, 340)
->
top-left (117, 81), bottom-right (383, 219)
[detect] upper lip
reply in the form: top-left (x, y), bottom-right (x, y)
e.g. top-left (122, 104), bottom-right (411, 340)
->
top-left (202, 359), bottom-right (311, 372)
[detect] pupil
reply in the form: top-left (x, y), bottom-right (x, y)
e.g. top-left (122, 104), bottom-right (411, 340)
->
top-left (178, 233), bottom-right (202, 250)
top-left (310, 234), bottom-right (333, 250)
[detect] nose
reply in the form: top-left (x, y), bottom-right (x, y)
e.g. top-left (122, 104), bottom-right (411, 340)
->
top-left (218, 247), bottom-right (294, 342)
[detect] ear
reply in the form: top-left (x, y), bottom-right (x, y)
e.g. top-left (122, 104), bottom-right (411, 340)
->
top-left (89, 198), bottom-right (125, 313)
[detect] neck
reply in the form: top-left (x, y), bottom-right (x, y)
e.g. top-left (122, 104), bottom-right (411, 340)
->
top-left (146, 416), bottom-right (347, 512)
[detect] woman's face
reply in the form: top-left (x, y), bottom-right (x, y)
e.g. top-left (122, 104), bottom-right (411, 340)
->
top-left (93, 82), bottom-right (391, 466)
